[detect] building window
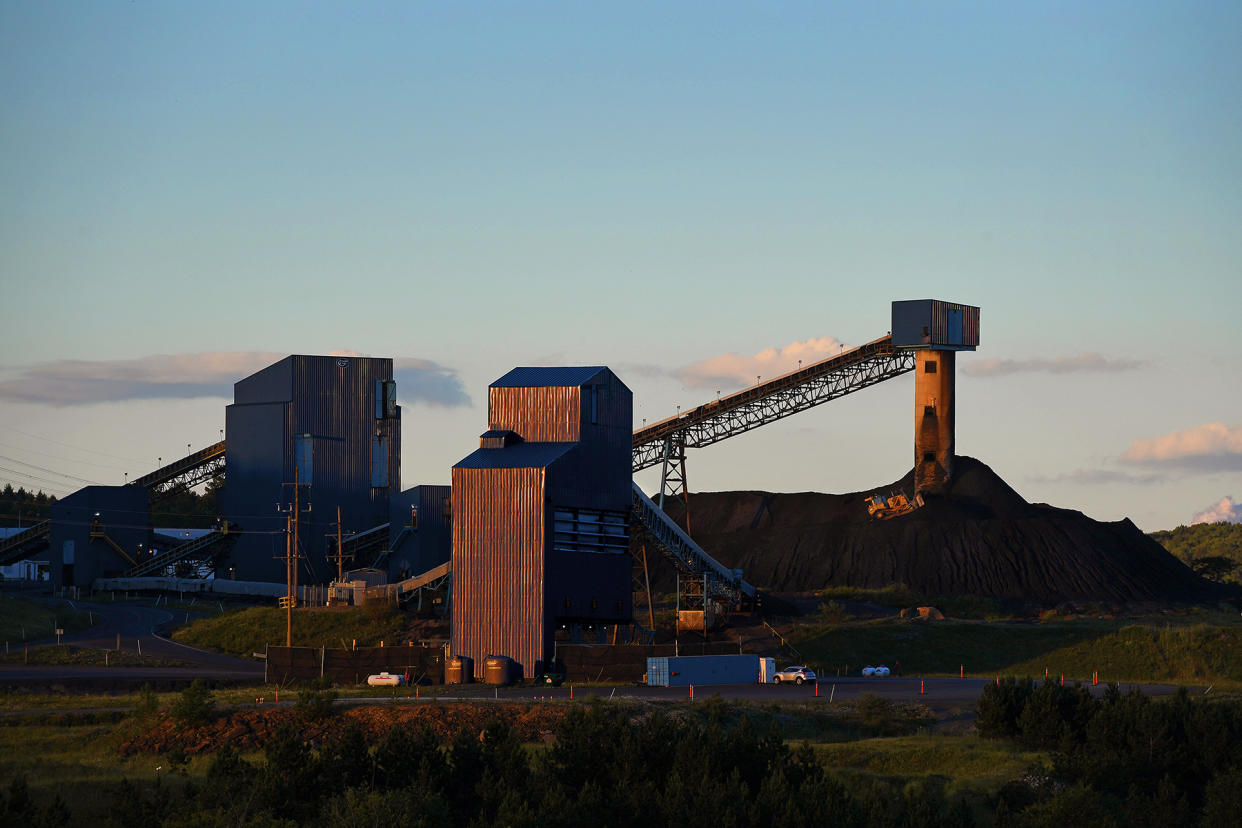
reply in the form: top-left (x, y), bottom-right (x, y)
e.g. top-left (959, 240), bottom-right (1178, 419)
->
top-left (923, 405), bottom-right (936, 417)
top-left (925, 361), bottom-right (937, 374)
top-left (923, 452), bottom-right (936, 463)
top-left (553, 508), bottom-right (629, 554)
top-left (375, 380), bottom-right (397, 419)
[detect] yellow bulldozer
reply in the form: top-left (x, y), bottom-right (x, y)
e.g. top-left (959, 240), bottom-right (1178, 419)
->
top-left (865, 490), bottom-right (925, 520)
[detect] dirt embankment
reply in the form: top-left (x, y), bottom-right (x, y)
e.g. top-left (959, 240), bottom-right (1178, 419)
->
top-left (121, 703), bottom-right (569, 755)
top-left (655, 456), bottom-right (1222, 604)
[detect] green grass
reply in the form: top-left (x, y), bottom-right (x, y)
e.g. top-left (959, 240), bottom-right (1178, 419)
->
top-left (792, 617), bottom-right (1118, 677)
top-left (0, 644), bottom-right (193, 668)
top-left (1005, 624), bottom-right (1242, 688)
top-left (793, 616), bottom-right (1242, 689)
top-left (0, 592), bottom-right (93, 643)
top-left (0, 716), bottom-right (210, 823)
top-left (814, 731), bottom-right (1048, 782)
top-left (171, 604), bottom-right (416, 659)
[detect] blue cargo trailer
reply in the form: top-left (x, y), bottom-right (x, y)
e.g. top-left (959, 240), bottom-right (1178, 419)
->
top-left (646, 654), bottom-right (761, 687)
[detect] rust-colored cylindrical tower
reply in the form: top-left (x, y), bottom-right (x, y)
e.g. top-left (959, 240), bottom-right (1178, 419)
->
top-left (914, 350), bottom-right (955, 495)
top-left (891, 299), bottom-right (979, 497)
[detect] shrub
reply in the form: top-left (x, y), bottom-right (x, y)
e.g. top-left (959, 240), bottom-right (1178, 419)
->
top-left (170, 679), bottom-right (214, 726)
top-left (976, 676), bottom-right (1035, 740)
top-left (294, 677), bottom-right (337, 721)
top-left (134, 684), bottom-right (159, 717)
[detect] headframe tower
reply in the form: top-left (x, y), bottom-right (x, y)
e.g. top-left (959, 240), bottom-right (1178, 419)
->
top-left (891, 300), bottom-right (981, 495)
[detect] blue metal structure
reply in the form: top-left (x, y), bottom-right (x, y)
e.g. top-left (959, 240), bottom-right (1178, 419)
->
top-left (220, 355), bottom-right (401, 583)
top-left (49, 486), bottom-right (151, 589)
top-left (384, 484), bottom-right (452, 581)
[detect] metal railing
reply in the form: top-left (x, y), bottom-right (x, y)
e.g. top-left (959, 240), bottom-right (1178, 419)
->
top-left (126, 528), bottom-right (234, 577)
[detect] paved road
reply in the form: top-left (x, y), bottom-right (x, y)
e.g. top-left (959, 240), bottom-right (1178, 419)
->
top-left (1, 596), bottom-right (264, 684)
top-left (329, 676), bottom-right (1187, 718)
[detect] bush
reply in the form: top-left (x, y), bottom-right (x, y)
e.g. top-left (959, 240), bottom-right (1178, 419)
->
top-left (170, 679), bottom-right (214, 726)
top-left (134, 684), bottom-right (159, 718)
top-left (294, 677), bottom-right (337, 721)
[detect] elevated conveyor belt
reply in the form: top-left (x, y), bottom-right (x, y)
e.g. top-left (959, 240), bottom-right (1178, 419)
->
top-left (132, 441), bottom-right (226, 505)
top-left (0, 520), bottom-right (53, 566)
top-left (632, 335), bottom-right (915, 471)
top-left (627, 333), bottom-right (914, 598)
top-left (0, 442), bottom-right (227, 567)
top-left (127, 528), bottom-right (234, 577)
top-left (632, 482), bottom-right (754, 604)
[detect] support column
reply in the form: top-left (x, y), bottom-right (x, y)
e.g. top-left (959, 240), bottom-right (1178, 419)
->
top-left (914, 349), bottom-right (955, 495)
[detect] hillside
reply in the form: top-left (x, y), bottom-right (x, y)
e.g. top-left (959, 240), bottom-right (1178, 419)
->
top-left (659, 456), bottom-right (1224, 604)
top-left (1149, 521), bottom-right (1242, 585)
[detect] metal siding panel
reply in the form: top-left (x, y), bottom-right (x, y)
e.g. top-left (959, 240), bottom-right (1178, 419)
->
top-left (289, 356), bottom-right (397, 582)
top-left (891, 300), bottom-right (980, 349)
top-left (451, 465), bottom-right (547, 679)
top-left (222, 355), bottom-right (397, 584)
top-left (488, 386), bottom-right (581, 442)
top-left (222, 401), bottom-right (289, 583)
top-left (233, 357), bottom-right (293, 405)
top-left (49, 486), bottom-right (152, 589)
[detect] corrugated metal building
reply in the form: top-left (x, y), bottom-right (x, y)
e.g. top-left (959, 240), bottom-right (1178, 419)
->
top-left (451, 367), bottom-right (632, 680)
top-left (386, 484), bottom-right (451, 581)
top-left (49, 486), bottom-right (151, 589)
top-left (221, 355), bottom-right (401, 583)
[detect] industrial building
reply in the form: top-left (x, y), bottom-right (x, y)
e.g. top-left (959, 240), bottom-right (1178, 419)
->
top-left (49, 485), bottom-right (151, 588)
top-left (0, 299), bottom-right (981, 684)
top-left (220, 355), bottom-right (401, 583)
top-left (450, 367), bottom-right (633, 680)
top-left (384, 484), bottom-right (451, 582)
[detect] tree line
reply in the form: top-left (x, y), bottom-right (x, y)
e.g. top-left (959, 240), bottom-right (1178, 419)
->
top-left (1150, 522), bottom-right (1242, 584)
top-left (0, 482), bottom-right (221, 530)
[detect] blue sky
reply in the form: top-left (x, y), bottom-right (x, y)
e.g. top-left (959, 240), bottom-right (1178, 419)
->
top-left (2, 1), bottom-right (1239, 530)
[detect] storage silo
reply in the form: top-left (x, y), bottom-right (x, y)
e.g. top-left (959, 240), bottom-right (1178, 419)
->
top-left (450, 367), bottom-right (632, 680)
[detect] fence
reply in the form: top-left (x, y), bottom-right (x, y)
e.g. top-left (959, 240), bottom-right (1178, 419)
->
top-left (266, 642), bottom-right (446, 686)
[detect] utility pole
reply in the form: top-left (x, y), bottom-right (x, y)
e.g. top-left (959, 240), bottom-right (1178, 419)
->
top-left (276, 467), bottom-right (311, 647)
top-left (326, 505), bottom-right (351, 583)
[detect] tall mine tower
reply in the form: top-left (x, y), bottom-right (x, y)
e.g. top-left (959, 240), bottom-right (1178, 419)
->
top-left (891, 300), bottom-right (980, 495)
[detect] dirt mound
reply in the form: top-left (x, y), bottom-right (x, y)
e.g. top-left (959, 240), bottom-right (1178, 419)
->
top-left (662, 456), bottom-right (1220, 604)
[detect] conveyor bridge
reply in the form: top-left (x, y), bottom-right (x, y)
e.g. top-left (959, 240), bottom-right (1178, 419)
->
top-left (628, 334), bottom-right (915, 603)
top-left (0, 441), bottom-right (226, 567)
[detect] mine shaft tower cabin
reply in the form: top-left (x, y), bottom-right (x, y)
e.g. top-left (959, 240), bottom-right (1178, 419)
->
top-left (451, 367), bottom-right (633, 680)
top-left (891, 300), bottom-right (980, 495)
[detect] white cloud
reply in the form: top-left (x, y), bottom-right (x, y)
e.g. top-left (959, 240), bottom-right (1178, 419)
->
top-left (1192, 496), bottom-right (1242, 524)
top-left (0, 352), bottom-right (470, 408)
top-left (676, 336), bottom-right (848, 390)
top-left (963, 353), bottom-right (1143, 377)
top-left (1122, 422), bottom-right (1242, 471)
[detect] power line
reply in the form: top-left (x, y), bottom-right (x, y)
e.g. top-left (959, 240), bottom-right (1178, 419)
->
top-left (0, 468), bottom-right (76, 494)
top-left (0, 440), bottom-right (130, 473)
top-left (0, 423), bottom-right (147, 464)
top-left (0, 454), bottom-right (103, 486)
